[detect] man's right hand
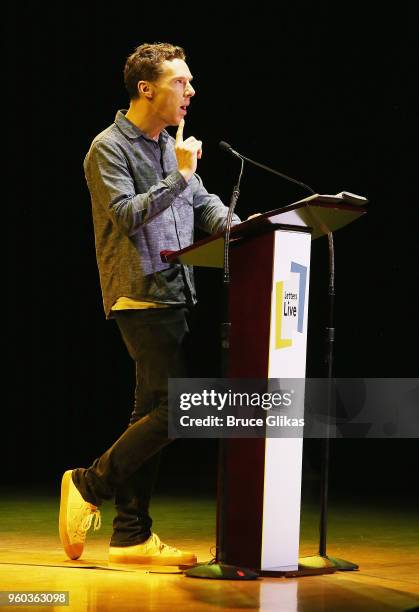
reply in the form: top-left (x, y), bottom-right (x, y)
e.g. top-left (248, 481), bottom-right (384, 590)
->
top-left (175, 119), bottom-right (203, 182)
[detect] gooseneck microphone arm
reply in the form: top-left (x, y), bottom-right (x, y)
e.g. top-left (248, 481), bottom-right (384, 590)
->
top-left (220, 155), bottom-right (244, 376)
top-left (219, 141), bottom-right (316, 195)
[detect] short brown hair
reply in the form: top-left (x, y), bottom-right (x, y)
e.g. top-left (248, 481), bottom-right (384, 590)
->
top-left (124, 42), bottom-right (186, 100)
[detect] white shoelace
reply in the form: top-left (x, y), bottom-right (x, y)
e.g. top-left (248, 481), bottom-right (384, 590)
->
top-left (150, 532), bottom-right (180, 553)
top-left (75, 506), bottom-right (101, 540)
top-left (82, 507), bottom-right (102, 531)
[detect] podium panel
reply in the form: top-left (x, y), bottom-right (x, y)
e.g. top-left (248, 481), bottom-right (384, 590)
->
top-left (221, 228), bottom-right (311, 571)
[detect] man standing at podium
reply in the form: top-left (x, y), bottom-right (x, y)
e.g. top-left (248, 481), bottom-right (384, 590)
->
top-left (59, 42), bottom-right (240, 565)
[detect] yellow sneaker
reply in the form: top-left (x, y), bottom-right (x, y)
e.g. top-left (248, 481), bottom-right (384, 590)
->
top-left (59, 470), bottom-right (101, 560)
top-left (109, 533), bottom-right (197, 566)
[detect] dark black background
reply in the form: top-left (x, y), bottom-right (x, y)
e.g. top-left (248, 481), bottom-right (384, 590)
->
top-left (4, 4), bottom-right (418, 502)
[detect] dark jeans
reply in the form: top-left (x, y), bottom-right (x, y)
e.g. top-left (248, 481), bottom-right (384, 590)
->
top-left (73, 306), bottom-right (191, 547)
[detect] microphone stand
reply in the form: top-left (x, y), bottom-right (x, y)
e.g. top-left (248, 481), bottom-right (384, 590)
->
top-left (185, 158), bottom-right (258, 580)
top-left (299, 232), bottom-right (358, 571)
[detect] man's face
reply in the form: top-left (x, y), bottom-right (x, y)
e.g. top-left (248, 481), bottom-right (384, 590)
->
top-left (147, 58), bottom-right (195, 126)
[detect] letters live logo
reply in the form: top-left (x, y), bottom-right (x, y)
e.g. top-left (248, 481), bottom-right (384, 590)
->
top-left (275, 262), bottom-right (307, 349)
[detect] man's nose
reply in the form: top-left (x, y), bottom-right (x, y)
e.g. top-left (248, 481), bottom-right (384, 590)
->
top-left (186, 83), bottom-right (195, 97)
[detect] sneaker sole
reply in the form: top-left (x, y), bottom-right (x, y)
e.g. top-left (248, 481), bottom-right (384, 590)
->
top-left (59, 470), bottom-right (84, 561)
top-left (108, 552), bottom-right (198, 566)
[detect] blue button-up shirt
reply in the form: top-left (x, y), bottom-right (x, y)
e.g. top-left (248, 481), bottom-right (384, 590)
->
top-left (84, 110), bottom-right (240, 317)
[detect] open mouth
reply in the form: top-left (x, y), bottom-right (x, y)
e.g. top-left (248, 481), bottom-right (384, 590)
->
top-left (180, 105), bottom-right (188, 113)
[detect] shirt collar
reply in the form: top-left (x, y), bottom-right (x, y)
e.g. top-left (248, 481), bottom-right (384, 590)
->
top-left (115, 110), bottom-right (169, 145)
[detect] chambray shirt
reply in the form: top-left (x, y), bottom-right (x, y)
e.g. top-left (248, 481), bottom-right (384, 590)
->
top-left (84, 110), bottom-right (240, 317)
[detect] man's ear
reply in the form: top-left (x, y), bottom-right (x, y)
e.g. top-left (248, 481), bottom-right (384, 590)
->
top-left (138, 80), bottom-right (154, 99)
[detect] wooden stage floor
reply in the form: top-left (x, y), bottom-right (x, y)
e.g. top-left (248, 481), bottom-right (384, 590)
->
top-left (0, 490), bottom-right (418, 611)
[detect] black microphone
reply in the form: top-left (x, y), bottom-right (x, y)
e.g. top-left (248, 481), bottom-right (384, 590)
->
top-left (219, 141), bottom-right (241, 158)
top-left (219, 141), bottom-right (316, 195)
